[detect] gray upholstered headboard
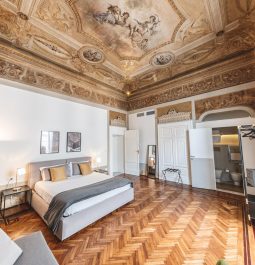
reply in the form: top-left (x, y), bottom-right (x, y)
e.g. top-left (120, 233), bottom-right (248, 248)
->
top-left (28, 157), bottom-right (91, 189)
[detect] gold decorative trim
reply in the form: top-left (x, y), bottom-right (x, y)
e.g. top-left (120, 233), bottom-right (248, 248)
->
top-left (157, 101), bottom-right (192, 123)
top-left (195, 88), bottom-right (255, 120)
top-left (109, 111), bottom-right (127, 127)
top-left (128, 55), bottom-right (255, 110)
top-left (158, 110), bottom-right (191, 123)
top-left (0, 52), bottom-right (127, 110)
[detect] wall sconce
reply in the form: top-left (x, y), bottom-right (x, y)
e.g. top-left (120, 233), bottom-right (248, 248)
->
top-left (13, 168), bottom-right (26, 191)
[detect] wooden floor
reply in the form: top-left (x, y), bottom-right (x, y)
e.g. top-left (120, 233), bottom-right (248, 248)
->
top-left (0, 176), bottom-right (253, 265)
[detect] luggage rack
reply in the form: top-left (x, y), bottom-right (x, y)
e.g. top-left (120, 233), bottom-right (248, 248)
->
top-left (162, 168), bottom-right (183, 185)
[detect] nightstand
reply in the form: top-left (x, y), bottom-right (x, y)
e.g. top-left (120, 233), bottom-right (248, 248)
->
top-left (0, 185), bottom-right (32, 224)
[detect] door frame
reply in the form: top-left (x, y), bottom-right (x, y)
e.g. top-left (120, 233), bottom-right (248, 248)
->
top-left (196, 117), bottom-right (255, 193)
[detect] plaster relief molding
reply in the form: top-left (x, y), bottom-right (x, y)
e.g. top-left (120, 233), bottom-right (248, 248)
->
top-left (36, 0), bottom-right (76, 33)
top-left (0, 42), bottom-right (125, 97)
top-left (195, 87), bottom-right (255, 120)
top-left (158, 110), bottom-right (191, 123)
top-left (109, 111), bottom-right (127, 127)
top-left (0, 44), bottom-right (127, 110)
top-left (1, 0), bottom-right (21, 11)
top-left (33, 36), bottom-right (72, 59)
top-left (127, 55), bottom-right (255, 110)
top-left (157, 101), bottom-right (192, 123)
top-left (0, 4), bottom-right (124, 89)
top-left (136, 47), bottom-right (255, 96)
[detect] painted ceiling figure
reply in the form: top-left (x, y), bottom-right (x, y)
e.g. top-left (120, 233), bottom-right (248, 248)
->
top-left (93, 5), bottom-right (160, 51)
top-left (84, 50), bottom-right (101, 62)
top-left (134, 15), bottom-right (160, 36)
top-left (94, 5), bottom-right (129, 26)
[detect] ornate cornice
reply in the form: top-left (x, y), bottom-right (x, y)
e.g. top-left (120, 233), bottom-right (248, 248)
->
top-left (158, 110), bottom-right (191, 124)
top-left (127, 52), bottom-right (255, 111)
top-left (109, 110), bottom-right (127, 127)
top-left (0, 43), bottom-right (127, 110)
top-left (195, 88), bottom-right (255, 120)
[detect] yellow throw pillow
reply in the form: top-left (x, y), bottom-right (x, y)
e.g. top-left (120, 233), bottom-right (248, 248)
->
top-left (50, 166), bottom-right (67, 182)
top-left (79, 162), bottom-right (93, 176)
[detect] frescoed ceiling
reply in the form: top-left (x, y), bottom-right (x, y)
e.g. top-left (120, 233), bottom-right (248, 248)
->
top-left (0, 0), bottom-right (255, 97)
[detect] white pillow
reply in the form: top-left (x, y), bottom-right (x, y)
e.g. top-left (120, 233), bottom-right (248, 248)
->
top-left (66, 162), bottom-right (73, 177)
top-left (0, 228), bottom-right (23, 265)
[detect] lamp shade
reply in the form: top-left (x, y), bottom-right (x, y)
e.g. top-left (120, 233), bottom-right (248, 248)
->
top-left (96, 157), bottom-right (102, 164)
top-left (17, 168), bottom-right (26, 176)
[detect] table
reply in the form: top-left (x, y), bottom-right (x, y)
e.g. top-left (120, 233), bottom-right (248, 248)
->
top-left (0, 185), bottom-right (32, 224)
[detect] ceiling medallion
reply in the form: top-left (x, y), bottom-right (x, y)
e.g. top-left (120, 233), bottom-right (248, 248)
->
top-left (151, 52), bottom-right (175, 67)
top-left (17, 12), bottom-right (29, 21)
top-left (78, 46), bottom-right (104, 64)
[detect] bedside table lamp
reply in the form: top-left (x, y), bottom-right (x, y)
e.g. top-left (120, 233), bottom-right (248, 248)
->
top-left (96, 157), bottom-right (102, 164)
top-left (13, 167), bottom-right (26, 191)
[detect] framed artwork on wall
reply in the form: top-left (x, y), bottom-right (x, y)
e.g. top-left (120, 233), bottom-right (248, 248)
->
top-left (40, 131), bottom-right (60, 154)
top-left (67, 132), bottom-right (81, 152)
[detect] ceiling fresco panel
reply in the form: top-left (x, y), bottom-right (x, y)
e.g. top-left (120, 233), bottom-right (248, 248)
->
top-left (71, 0), bottom-right (183, 59)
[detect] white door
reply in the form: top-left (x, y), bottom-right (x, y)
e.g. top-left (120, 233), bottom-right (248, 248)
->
top-left (158, 122), bottom-right (191, 184)
top-left (189, 128), bottom-right (216, 190)
top-left (125, 130), bottom-right (140, 176)
top-left (112, 135), bottom-right (124, 176)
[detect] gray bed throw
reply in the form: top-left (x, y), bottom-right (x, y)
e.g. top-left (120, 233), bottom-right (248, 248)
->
top-left (44, 176), bottom-right (132, 233)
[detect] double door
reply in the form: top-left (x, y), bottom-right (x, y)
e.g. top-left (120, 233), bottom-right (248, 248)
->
top-left (158, 122), bottom-right (191, 184)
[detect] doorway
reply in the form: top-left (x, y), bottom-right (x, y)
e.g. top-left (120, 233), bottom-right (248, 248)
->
top-left (109, 126), bottom-right (140, 177)
top-left (212, 126), bottom-right (244, 194)
top-left (112, 135), bottom-right (124, 176)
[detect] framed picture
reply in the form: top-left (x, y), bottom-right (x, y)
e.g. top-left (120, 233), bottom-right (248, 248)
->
top-left (67, 132), bottom-right (81, 152)
top-left (40, 131), bottom-right (60, 154)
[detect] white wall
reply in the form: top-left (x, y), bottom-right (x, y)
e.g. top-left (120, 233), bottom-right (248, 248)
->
top-left (0, 84), bottom-right (108, 186)
top-left (129, 112), bottom-right (156, 173)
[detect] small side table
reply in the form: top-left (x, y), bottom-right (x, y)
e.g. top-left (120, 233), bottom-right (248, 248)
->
top-left (162, 168), bottom-right (183, 185)
top-left (0, 185), bottom-right (32, 224)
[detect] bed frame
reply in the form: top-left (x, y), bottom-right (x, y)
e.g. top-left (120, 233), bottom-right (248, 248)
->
top-left (28, 157), bottom-right (134, 241)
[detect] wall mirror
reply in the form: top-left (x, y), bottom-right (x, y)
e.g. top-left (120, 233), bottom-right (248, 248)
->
top-left (147, 145), bottom-right (156, 177)
top-left (40, 131), bottom-right (60, 154)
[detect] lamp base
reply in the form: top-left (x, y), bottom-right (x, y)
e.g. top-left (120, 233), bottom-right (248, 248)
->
top-left (13, 186), bottom-right (22, 191)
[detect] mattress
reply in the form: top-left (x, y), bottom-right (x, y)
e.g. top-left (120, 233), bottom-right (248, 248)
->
top-left (34, 172), bottom-right (131, 216)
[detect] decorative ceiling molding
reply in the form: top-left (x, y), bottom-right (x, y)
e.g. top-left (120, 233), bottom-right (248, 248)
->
top-left (158, 110), bottom-right (191, 123)
top-left (150, 52), bottom-right (175, 67)
top-left (0, 1), bottom-right (255, 112)
top-left (0, 43), bottom-right (127, 110)
top-left (157, 101), bottom-right (192, 117)
top-left (195, 87), bottom-right (255, 120)
top-left (78, 46), bottom-right (105, 64)
top-left (109, 110), bottom-right (127, 127)
top-left (33, 36), bottom-right (72, 59)
top-left (127, 52), bottom-right (255, 110)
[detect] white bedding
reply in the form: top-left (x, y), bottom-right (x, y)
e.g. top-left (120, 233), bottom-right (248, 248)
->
top-left (34, 172), bottom-right (131, 216)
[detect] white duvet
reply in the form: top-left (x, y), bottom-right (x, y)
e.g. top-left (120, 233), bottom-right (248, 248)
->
top-left (34, 172), bottom-right (131, 216)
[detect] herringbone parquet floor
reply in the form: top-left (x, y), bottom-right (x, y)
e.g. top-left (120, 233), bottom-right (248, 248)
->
top-left (1, 176), bottom-right (247, 265)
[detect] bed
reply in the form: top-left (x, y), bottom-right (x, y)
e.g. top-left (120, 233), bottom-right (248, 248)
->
top-left (28, 157), bottom-right (134, 240)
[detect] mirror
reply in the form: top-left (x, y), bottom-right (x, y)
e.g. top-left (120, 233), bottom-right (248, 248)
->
top-left (147, 145), bottom-right (156, 177)
top-left (40, 131), bottom-right (60, 154)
